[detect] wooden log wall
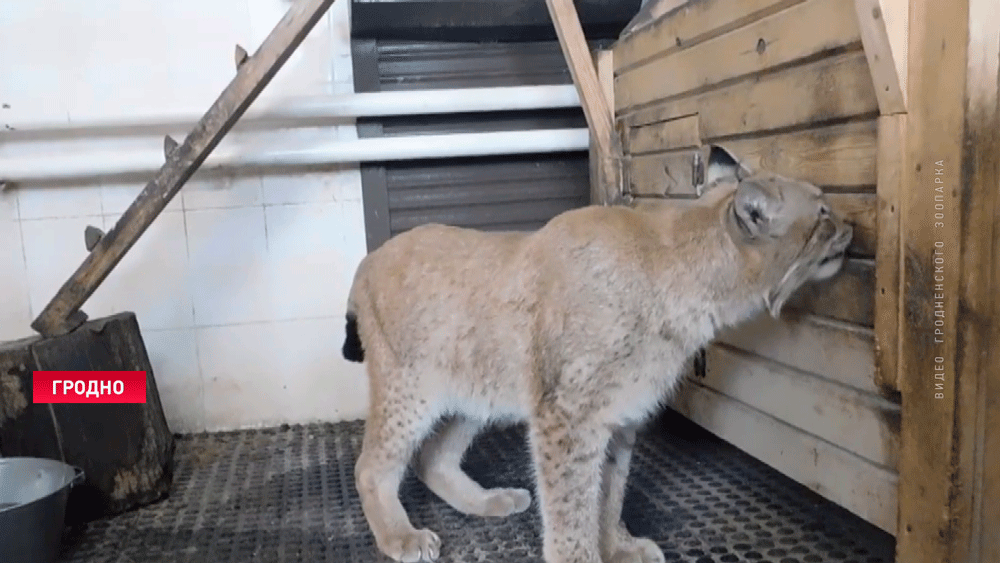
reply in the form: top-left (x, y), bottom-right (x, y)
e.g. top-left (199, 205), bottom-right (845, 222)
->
top-left (612, 0), bottom-right (900, 535)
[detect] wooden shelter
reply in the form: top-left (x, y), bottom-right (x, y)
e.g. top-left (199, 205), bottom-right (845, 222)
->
top-left (595, 0), bottom-right (999, 561)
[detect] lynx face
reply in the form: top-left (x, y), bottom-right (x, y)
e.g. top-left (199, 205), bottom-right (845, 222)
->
top-left (704, 146), bottom-right (853, 317)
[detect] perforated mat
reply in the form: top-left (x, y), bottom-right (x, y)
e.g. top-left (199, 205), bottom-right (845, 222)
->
top-left (58, 411), bottom-right (895, 563)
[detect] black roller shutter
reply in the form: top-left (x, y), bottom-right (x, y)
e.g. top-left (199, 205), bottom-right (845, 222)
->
top-left (350, 0), bottom-right (639, 251)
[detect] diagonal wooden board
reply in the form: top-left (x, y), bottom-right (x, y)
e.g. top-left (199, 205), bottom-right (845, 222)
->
top-left (31, 0), bottom-right (338, 337)
top-left (545, 0), bottom-right (625, 205)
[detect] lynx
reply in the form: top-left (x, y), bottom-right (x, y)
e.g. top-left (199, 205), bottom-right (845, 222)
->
top-left (341, 145), bottom-right (853, 563)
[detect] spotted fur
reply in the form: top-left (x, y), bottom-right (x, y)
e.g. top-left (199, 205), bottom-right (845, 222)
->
top-left (342, 145), bottom-right (853, 563)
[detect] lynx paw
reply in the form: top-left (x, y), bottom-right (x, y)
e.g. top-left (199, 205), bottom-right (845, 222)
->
top-left (605, 537), bottom-right (665, 563)
top-left (481, 487), bottom-right (532, 517)
top-left (380, 528), bottom-right (441, 563)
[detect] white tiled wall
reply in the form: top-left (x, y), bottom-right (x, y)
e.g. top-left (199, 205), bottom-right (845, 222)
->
top-left (0, 0), bottom-right (369, 433)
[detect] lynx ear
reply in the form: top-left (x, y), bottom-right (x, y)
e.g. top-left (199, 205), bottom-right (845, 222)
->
top-left (731, 178), bottom-right (781, 239)
top-left (705, 144), bottom-right (752, 185)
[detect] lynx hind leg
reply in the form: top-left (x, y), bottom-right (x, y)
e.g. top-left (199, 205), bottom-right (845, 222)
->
top-left (355, 362), bottom-right (441, 562)
top-left (600, 428), bottom-right (665, 563)
top-left (530, 407), bottom-right (610, 563)
top-left (415, 416), bottom-right (532, 518)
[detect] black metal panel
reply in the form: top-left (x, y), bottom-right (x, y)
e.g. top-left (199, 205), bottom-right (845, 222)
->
top-left (351, 0), bottom-right (635, 250)
top-left (352, 0), bottom-right (642, 42)
top-left (353, 31), bottom-right (618, 249)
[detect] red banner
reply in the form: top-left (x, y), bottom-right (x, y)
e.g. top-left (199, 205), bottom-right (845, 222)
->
top-left (33, 371), bottom-right (147, 404)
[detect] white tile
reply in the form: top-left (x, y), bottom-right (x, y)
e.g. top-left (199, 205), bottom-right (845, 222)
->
top-left (102, 181), bottom-right (183, 215)
top-left (185, 206), bottom-right (270, 326)
top-left (198, 318), bottom-right (368, 431)
top-left (331, 81), bottom-right (356, 95)
top-left (329, 0), bottom-right (352, 54)
top-left (0, 4), bottom-right (72, 125)
top-left (181, 172), bottom-right (264, 210)
top-left (160, 0), bottom-right (253, 112)
top-left (143, 328), bottom-right (204, 434)
top-left (331, 54), bottom-right (354, 85)
top-left (20, 216), bottom-right (103, 318)
top-left (247, 0), bottom-right (334, 97)
top-left (261, 202), bottom-right (366, 321)
top-left (0, 221), bottom-right (33, 341)
top-left (260, 168), bottom-right (362, 205)
top-left (64, 14), bottom-right (175, 121)
top-left (0, 190), bottom-right (17, 222)
top-left (87, 211), bottom-right (194, 331)
top-left (17, 185), bottom-right (104, 220)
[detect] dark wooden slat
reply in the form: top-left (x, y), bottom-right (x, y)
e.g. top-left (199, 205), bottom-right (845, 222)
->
top-left (30, 0), bottom-right (338, 337)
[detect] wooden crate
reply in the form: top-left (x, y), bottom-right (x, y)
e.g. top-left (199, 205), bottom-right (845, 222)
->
top-left (609, 0), bottom-right (1000, 560)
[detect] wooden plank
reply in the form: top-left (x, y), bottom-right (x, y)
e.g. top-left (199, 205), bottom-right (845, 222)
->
top-left (626, 150), bottom-right (699, 197)
top-left (29, 0), bottom-right (339, 337)
top-left (785, 258), bottom-right (875, 327)
top-left (897, 0), bottom-right (1000, 560)
top-left (853, 0), bottom-right (908, 113)
top-left (545, 0), bottom-right (617, 161)
top-left (873, 115), bottom-right (906, 393)
top-left (590, 49), bottom-right (621, 205)
top-left (716, 314), bottom-right (880, 396)
top-left (703, 344), bottom-right (900, 469)
top-left (614, 0), bottom-right (804, 74)
top-left (623, 50), bottom-right (878, 136)
top-left (626, 113), bottom-right (701, 154)
top-left (983, 178), bottom-right (1000, 563)
top-left (826, 193), bottom-right (877, 258)
top-left (720, 120), bottom-right (878, 189)
top-left (615, 0), bottom-right (862, 111)
top-left (671, 382), bottom-right (898, 534)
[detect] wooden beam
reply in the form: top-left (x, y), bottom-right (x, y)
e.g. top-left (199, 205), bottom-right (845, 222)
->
top-left (873, 114), bottom-right (906, 393)
top-left (622, 49), bottom-right (878, 135)
top-left (29, 0), bottom-right (338, 337)
top-left (545, 0), bottom-right (621, 174)
top-left (704, 344), bottom-right (900, 469)
top-left (853, 0), bottom-right (908, 114)
top-left (614, 0), bottom-right (805, 75)
top-left (614, 0), bottom-right (862, 111)
top-left (588, 48), bottom-right (622, 205)
top-left (897, 0), bottom-right (1000, 561)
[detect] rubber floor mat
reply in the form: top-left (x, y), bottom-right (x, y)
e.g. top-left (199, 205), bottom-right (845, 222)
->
top-left (58, 412), bottom-right (896, 563)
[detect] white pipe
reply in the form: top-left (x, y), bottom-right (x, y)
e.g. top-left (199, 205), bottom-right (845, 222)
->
top-left (1, 128), bottom-right (591, 184)
top-left (5, 86), bottom-right (582, 133)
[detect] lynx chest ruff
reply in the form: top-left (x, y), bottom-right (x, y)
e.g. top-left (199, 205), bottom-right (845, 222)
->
top-left (339, 145), bottom-right (853, 563)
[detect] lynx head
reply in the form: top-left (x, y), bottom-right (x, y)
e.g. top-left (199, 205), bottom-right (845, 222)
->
top-left (703, 145), bottom-right (854, 319)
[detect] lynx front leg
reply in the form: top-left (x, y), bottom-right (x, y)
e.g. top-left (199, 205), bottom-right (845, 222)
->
top-left (600, 427), bottom-right (665, 563)
top-left (530, 407), bottom-right (610, 563)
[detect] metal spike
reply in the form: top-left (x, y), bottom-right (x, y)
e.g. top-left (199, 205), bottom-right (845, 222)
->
top-left (234, 45), bottom-right (249, 70)
top-left (84, 225), bottom-right (104, 251)
top-left (163, 135), bottom-right (179, 159)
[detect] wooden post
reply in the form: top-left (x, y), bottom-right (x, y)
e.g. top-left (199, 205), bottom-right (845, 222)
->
top-left (873, 114), bottom-right (905, 393)
top-left (588, 49), bottom-right (621, 205)
top-left (545, 0), bottom-right (624, 205)
top-left (30, 0), bottom-right (338, 337)
top-left (896, 0), bottom-right (1000, 561)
